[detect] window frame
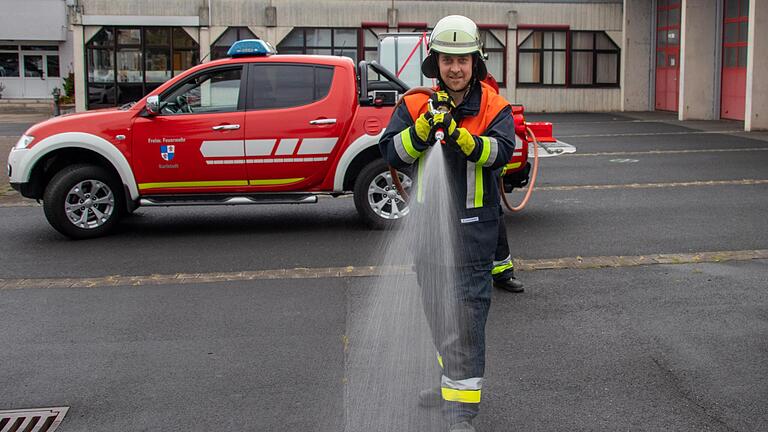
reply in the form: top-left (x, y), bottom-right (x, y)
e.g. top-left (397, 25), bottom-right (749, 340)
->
top-left (569, 31), bottom-right (620, 88)
top-left (722, 0), bottom-right (749, 69)
top-left (0, 49), bottom-right (21, 78)
top-left (277, 27), bottom-right (362, 64)
top-left (478, 25), bottom-right (508, 88)
top-left (516, 28), bottom-right (568, 88)
top-left (85, 26), bottom-right (200, 109)
top-left (517, 27), bottom-right (621, 88)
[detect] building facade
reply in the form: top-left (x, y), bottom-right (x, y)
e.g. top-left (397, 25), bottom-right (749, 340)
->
top-left (0, 0), bottom-right (74, 100)
top-left (1, 0), bottom-right (765, 130)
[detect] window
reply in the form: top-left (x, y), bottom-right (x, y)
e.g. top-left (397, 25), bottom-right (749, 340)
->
top-left (247, 64), bottom-right (334, 110)
top-left (161, 67), bottom-right (242, 115)
top-left (480, 29), bottom-right (506, 87)
top-left (363, 27), bottom-right (386, 65)
top-left (0, 51), bottom-right (20, 77)
top-left (46, 55), bottom-right (60, 77)
top-left (518, 30), bottom-right (566, 86)
top-left (518, 29), bottom-right (620, 87)
top-left (723, 0), bottom-right (749, 68)
top-left (277, 27), bottom-right (360, 63)
top-left (85, 26), bottom-right (200, 108)
top-left (211, 27), bottom-right (257, 60)
top-left (24, 55), bottom-right (44, 78)
top-left (570, 31), bottom-right (619, 86)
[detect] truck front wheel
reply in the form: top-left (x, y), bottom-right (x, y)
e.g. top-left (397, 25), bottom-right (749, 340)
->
top-left (43, 164), bottom-right (124, 239)
top-left (353, 159), bottom-right (412, 230)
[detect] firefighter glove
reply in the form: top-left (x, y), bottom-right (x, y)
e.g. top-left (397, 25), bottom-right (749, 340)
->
top-left (414, 111), bottom-right (433, 143)
top-left (429, 91), bottom-right (456, 113)
top-left (450, 127), bottom-right (476, 156)
top-left (430, 111), bottom-right (457, 141)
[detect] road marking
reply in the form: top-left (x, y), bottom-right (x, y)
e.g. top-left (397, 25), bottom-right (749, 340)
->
top-left (565, 147), bottom-right (768, 157)
top-left (609, 158), bottom-right (639, 163)
top-left (560, 130), bottom-right (744, 138)
top-left (533, 179), bottom-right (768, 191)
top-left (1, 249), bottom-right (766, 290)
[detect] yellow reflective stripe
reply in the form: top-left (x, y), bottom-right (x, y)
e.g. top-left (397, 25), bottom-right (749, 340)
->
top-left (492, 262), bottom-right (514, 275)
top-left (401, 129), bottom-right (421, 160)
top-left (138, 178), bottom-right (304, 190)
top-left (442, 388), bottom-right (481, 404)
top-left (478, 136), bottom-right (492, 166)
top-left (417, 155), bottom-right (426, 203)
top-left (474, 161), bottom-right (483, 208)
top-left (437, 354), bottom-right (444, 369)
top-left (501, 162), bottom-right (522, 176)
top-left (138, 180), bottom-right (248, 190)
top-left (249, 178), bottom-right (304, 186)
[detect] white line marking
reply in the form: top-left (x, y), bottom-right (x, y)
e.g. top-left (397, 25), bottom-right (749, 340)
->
top-left (200, 140), bottom-right (245, 157)
top-left (559, 130), bottom-right (744, 138)
top-left (275, 138), bottom-right (299, 155)
top-left (245, 139), bottom-right (276, 156)
top-left (565, 147), bottom-right (768, 157)
top-left (298, 137), bottom-right (337, 154)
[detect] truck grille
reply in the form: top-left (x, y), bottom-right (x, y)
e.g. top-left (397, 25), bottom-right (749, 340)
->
top-left (0, 407), bottom-right (68, 432)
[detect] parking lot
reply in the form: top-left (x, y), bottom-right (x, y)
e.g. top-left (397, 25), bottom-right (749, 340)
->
top-left (1, 112), bottom-right (767, 431)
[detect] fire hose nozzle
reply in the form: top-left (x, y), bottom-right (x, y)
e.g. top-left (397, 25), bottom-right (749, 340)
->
top-left (434, 129), bottom-right (445, 144)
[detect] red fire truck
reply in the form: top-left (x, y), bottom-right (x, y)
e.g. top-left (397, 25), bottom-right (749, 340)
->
top-left (7, 40), bottom-right (543, 239)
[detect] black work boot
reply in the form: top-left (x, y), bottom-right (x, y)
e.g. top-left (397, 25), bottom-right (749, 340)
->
top-left (449, 420), bottom-right (476, 431)
top-left (418, 387), bottom-right (442, 407)
top-left (493, 276), bottom-right (524, 293)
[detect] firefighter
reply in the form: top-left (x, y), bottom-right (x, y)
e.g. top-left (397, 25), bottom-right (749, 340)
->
top-left (379, 15), bottom-right (515, 432)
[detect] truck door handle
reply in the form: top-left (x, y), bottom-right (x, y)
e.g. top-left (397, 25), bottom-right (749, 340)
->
top-left (212, 124), bottom-right (241, 131)
top-left (309, 119), bottom-right (337, 125)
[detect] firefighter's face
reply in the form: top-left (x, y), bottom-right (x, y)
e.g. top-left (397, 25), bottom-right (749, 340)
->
top-left (438, 53), bottom-right (473, 91)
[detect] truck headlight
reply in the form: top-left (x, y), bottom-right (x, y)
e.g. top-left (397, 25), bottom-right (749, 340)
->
top-left (15, 135), bottom-right (34, 150)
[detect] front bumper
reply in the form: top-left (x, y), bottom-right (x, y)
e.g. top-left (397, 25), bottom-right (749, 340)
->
top-left (7, 148), bottom-right (38, 198)
top-left (7, 147), bottom-right (29, 184)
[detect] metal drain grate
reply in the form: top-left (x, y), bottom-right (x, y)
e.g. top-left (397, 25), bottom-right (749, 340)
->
top-left (0, 407), bottom-right (68, 432)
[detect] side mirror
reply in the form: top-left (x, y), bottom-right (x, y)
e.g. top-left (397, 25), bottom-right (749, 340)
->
top-left (145, 95), bottom-right (160, 116)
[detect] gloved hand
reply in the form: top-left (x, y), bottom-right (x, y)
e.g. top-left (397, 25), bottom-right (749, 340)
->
top-left (414, 111), bottom-right (433, 143)
top-left (429, 91), bottom-right (456, 113)
top-left (450, 127), bottom-right (476, 156)
top-left (430, 111), bottom-right (457, 144)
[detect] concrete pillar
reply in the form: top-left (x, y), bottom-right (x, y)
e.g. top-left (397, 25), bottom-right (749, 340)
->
top-left (621, 0), bottom-right (654, 111)
top-left (679, 0), bottom-right (718, 120)
top-left (72, 25), bottom-right (87, 112)
top-left (745, 0), bottom-right (768, 130)
top-left (199, 26), bottom-right (211, 63)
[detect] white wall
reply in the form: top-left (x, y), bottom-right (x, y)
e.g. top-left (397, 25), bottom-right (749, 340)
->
top-left (745, 0), bottom-right (768, 130)
top-left (679, 0), bottom-right (719, 120)
top-left (0, 0), bottom-right (68, 41)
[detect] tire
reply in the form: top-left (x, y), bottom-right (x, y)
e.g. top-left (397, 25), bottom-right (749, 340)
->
top-left (353, 159), bottom-right (412, 230)
top-left (43, 164), bottom-right (124, 239)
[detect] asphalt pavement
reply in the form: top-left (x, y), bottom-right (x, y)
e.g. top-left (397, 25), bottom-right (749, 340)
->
top-left (1, 111), bottom-right (767, 431)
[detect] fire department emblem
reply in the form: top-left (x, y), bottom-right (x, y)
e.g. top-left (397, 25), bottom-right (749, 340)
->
top-left (160, 145), bottom-right (175, 161)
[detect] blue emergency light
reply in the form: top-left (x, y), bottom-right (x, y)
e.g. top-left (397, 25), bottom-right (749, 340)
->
top-left (227, 39), bottom-right (277, 57)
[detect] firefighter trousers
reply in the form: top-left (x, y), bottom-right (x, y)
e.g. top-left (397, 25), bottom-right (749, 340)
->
top-left (414, 218), bottom-right (497, 423)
